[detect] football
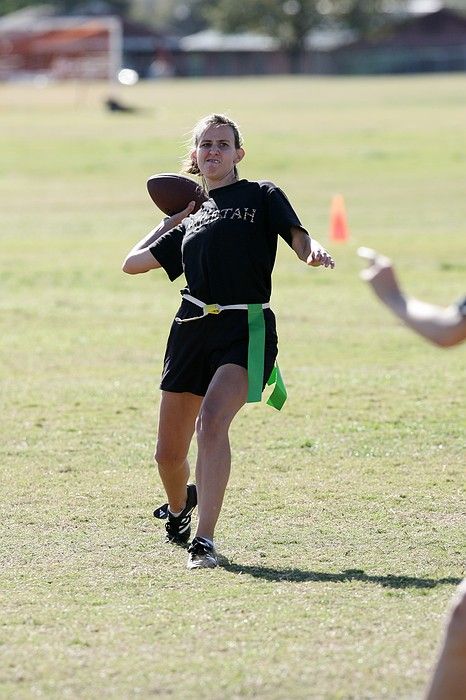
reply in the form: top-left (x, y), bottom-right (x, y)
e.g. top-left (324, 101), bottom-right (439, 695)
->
top-left (147, 173), bottom-right (208, 216)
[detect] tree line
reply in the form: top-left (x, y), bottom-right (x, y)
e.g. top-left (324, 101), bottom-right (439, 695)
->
top-left (2, 0), bottom-right (462, 55)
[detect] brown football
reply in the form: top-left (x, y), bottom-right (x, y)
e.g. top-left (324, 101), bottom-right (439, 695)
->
top-left (146, 173), bottom-right (208, 216)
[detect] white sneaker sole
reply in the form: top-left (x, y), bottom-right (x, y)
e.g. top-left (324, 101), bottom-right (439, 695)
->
top-left (187, 555), bottom-right (218, 570)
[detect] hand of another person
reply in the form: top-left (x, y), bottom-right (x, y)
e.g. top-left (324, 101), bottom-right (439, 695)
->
top-left (357, 246), bottom-right (466, 347)
top-left (357, 246), bottom-right (401, 302)
top-left (306, 240), bottom-right (335, 269)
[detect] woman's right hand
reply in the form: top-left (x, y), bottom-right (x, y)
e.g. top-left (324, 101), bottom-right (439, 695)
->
top-left (166, 201), bottom-right (196, 228)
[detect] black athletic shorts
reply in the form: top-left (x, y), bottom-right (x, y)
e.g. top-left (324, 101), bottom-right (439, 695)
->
top-left (160, 299), bottom-right (278, 397)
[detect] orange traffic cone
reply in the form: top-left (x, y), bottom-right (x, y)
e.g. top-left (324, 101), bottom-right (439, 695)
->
top-left (329, 194), bottom-right (349, 243)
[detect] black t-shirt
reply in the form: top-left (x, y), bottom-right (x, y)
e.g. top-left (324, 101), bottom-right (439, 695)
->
top-left (149, 179), bottom-right (307, 306)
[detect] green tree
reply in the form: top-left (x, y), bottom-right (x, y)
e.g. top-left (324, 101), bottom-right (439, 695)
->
top-left (129, 0), bottom-right (209, 33)
top-left (200, 0), bottom-right (391, 72)
top-left (318, 0), bottom-right (387, 32)
top-left (1, 0), bottom-right (47, 16)
top-left (0, 0), bottom-right (130, 19)
top-left (202, 0), bottom-right (320, 72)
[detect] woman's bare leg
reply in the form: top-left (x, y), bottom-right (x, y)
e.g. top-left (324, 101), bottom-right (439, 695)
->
top-left (194, 364), bottom-right (248, 541)
top-left (155, 390), bottom-right (202, 512)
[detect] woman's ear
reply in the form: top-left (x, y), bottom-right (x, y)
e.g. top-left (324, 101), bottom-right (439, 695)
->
top-left (234, 148), bottom-right (245, 164)
top-left (190, 149), bottom-right (197, 166)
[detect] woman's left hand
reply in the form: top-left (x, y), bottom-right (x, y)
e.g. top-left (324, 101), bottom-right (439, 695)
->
top-left (306, 240), bottom-right (335, 269)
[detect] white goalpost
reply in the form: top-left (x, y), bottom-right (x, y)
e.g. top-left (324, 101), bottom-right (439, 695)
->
top-left (0, 14), bottom-right (123, 83)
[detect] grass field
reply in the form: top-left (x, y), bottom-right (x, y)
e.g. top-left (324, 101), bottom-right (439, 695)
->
top-left (1, 74), bottom-right (465, 699)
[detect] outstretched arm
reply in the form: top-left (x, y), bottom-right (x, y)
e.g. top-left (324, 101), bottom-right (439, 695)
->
top-left (358, 247), bottom-right (466, 348)
top-left (291, 228), bottom-right (335, 269)
top-left (122, 201), bottom-right (195, 275)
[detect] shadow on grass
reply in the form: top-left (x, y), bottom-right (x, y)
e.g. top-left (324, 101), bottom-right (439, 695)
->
top-left (220, 562), bottom-right (461, 589)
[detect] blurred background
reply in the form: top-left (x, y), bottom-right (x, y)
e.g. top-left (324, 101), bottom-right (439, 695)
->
top-left (1, 0), bottom-right (466, 84)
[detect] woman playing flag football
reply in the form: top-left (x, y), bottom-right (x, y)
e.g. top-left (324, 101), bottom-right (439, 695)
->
top-left (122, 113), bottom-right (335, 569)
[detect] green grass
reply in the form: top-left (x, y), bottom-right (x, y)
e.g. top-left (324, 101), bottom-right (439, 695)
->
top-left (1, 75), bottom-right (465, 699)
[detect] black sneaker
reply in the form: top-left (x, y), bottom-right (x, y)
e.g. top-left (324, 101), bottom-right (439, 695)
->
top-left (153, 483), bottom-right (197, 546)
top-left (187, 536), bottom-right (218, 570)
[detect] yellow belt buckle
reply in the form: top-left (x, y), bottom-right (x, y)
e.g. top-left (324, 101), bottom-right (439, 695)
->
top-left (205, 303), bottom-right (221, 315)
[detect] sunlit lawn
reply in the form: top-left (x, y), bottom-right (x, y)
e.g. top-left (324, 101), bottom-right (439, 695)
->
top-left (1, 74), bottom-right (465, 699)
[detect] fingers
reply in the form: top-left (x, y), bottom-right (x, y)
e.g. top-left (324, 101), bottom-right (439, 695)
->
top-left (318, 251), bottom-right (335, 268)
top-left (357, 247), bottom-right (392, 280)
top-left (357, 247), bottom-right (378, 281)
top-left (357, 246), bottom-right (377, 263)
top-left (357, 246), bottom-right (392, 267)
top-left (357, 247), bottom-right (400, 297)
top-left (168, 201), bottom-right (196, 227)
top-left (307, 249), bottom-right (335, 269)
top-left (182, 200), bottom-right (196, 216)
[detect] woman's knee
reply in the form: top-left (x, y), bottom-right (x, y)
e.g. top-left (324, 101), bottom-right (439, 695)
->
top-left (154, 441), bottom-right (187, 470)
top-left (195, 404), bottom-right (230, 444)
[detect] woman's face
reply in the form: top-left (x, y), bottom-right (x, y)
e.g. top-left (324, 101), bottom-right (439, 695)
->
top-left (192, 124), bottom-right (244, 187)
